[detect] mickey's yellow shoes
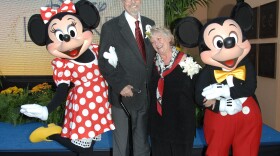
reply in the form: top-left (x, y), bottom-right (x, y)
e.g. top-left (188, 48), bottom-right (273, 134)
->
top-left (29, 123), bottom-right (62, 143)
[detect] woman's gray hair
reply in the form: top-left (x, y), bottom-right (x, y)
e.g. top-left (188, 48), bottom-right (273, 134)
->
top-left (150, 25), bottom-right (175, 45)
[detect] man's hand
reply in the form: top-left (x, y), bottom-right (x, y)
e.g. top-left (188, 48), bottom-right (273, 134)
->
top-left (20, 104), bottom-right (48, 121)
top-left (120, 85), bottom-right (134, 97)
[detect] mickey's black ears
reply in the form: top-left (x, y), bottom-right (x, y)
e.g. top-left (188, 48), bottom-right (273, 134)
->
top-left (230, 2), bottom-right (253, 32)
top-left (28, 14), bottom-right (47, 46)
top-left (174, 16), bottom-right (203, 48)
top-left (75, 0), bottom-right (100, 29)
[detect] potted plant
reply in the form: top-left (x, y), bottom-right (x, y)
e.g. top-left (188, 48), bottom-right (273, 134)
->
top-left (0, 83), bottom-right (65, 125)
top-left (164, 0), bottom-right (211, 27)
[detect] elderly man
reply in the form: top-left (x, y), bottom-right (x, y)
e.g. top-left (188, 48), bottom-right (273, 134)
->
top-left (98, 0), bottom-right (155, 156)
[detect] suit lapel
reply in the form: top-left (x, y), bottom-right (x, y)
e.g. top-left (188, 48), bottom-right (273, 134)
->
top-left (119, 12), bottom-right (146, 64)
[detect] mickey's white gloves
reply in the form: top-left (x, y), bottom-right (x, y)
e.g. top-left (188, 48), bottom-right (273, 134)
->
top-left (219, 98), bottom-right (242, 115)
top-left (202, 83), bottom-right (230, 100)
top-left (103, 46), bottom-right (118, 68)
top-left (20, 104), bottom-right (48, 121)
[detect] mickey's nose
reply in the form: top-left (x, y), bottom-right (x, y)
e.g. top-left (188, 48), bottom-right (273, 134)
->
top-left (224, 37), bottom-right (235, 49)
top-left (63, 34), bottom-right (70, 42)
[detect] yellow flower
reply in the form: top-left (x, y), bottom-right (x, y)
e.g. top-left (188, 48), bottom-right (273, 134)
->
top-left (0, 86), bottom-right (23, 94)
top-left (13, 88), bottom-right (23, 94)
top-left (31, 82), bottom-right (52, 93)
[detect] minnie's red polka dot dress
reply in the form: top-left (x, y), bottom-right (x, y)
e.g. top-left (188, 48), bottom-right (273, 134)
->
top-left (52, 44), bottom-right (115, 140)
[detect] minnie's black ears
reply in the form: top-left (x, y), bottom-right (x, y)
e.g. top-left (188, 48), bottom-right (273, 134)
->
top-left (75, 0), bottom-right (100, 29)
top-left (28, 0), bottom-right (100, 46)
top-left (28, 14), bottom-right (47, 46)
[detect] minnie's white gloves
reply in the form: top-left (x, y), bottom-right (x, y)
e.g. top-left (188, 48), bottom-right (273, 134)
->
top-left (20, 104), bottom-right (48, 121)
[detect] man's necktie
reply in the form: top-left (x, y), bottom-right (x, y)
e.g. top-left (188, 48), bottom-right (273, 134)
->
top-left (135, 21), bottom-right (146, 63)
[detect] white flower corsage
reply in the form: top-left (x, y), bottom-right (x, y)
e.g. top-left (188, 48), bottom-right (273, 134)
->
top-left (145, 24), bottom-right (152, 39)
top-left (103, 46), bottom-right (118, 68)
top-left (179, 56), bottom-right (201, 79)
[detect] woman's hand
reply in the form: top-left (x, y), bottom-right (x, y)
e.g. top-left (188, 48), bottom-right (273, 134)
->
top-left (203, 98), bottom-right (216, 110)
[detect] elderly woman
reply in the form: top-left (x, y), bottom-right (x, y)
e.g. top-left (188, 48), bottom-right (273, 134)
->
top-left (148, 26), bottom-right (201, 156)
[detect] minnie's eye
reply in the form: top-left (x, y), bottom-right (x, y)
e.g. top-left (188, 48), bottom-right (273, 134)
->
top-left (213, 36), bottom-right (223, 49)
top-left (68, 26), bottom-right (77, 38)
top-left (229, 32), bottom-right (238, 43)
top-left (55, 30), bottom-right (64, 42)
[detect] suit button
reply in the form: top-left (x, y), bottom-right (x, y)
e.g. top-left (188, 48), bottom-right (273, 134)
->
top-left (220, 111), bottom-right (227, 116)
top-left (242, 106), bottom-right (250, 115)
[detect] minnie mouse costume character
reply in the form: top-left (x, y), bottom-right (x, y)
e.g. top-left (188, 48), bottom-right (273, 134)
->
top-left (175, 2), bottom-right (262, 156)
top-left (20, 0), bottom-right (115, 155)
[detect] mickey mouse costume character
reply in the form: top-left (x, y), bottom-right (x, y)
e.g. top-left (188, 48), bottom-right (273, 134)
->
top-left (175, 2), bottom-right (262, 156)
top-left (20, 0), bottom-right (115, 155)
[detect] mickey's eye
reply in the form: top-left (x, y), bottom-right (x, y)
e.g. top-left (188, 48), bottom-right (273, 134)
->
top-left (55, 30), bottom-right (64, 42)
top-left (229, 32), bottom-right (238, 43)
top-left (68, 26), bottom-right (77, 38)
top-left (213, 36), bottom-right (223, 49)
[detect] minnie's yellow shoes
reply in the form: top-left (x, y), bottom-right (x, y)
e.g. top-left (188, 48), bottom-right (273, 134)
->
top-left (29, 123), bottom-right (62, 143)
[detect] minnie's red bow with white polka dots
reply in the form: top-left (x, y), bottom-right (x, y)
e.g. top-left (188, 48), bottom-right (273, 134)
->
top-left (40, 0), bottom-right (76, 24)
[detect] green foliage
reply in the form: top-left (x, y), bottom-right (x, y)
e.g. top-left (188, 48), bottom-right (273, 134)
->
top-left (0, 84), bottom-right (65, 125)
top-left (164, 0), bottom-right (211, 27)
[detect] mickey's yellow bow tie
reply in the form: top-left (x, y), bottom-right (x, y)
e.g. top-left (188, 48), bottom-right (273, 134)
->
top-left (214, 65), bottom-right (246, 83)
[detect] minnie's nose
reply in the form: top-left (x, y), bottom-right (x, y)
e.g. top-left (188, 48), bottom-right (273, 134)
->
top-left (63, 34), bottom-right (71, 42)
